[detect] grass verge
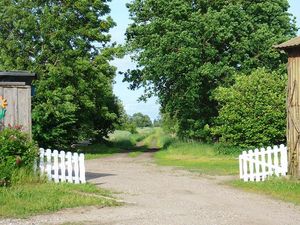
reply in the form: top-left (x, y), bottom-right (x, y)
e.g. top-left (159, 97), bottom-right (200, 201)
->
top-left (0, 172), bottom-right (119, 218)
top-left (80, 128), bottom-right (156, 160)
top-left (229, 177), bottom-right (300, 205)
top-left (154, 141), bottom-right (238, 175)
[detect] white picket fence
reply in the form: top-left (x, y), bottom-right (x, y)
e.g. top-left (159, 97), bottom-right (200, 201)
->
top-left (39, 148), bottom-right (86, 184)
top-left (239, 144), bottom-right (288, 182)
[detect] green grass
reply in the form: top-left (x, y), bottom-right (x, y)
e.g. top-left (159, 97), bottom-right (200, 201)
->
top-left (79, 143), bottom-right (122, 160)
top-left (0, 172), bottom-right (119, 218)
top-left (82, 128), bottom-right (239, 175)
top-left (230, 178), bottom-right (300, 205)
top-left (80, 129), bottom-right (157, 160)
top-left (128, 151), bottom-right (143, 158)
top-left (154, 140), bottom-right (238, 175)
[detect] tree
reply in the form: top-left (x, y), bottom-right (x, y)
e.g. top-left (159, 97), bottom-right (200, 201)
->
top-left (0, 0), bottom-right (121, 149)
top-left (130, 113), bottom-right (152, 128)
top-left (212, 68), bottom-right (286, 149)
top-left (125, 0), bottom-right (296, 141)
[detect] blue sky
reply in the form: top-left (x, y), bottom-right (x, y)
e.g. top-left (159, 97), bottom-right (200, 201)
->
top-left (109, 0), bottom-right (300, 121)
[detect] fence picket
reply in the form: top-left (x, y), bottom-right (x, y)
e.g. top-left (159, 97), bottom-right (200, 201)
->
top-left (79, 153), bottom-right (86, 184)
top-left (254, 149), bottom-right (260, 181)
top-left (73, 153), bottom-right (80, 184)
top-left (281, 145), bottom-right (288, 175)
top-left (261, 148), bottom-right (266, 181)
top-left (53, 150), bottom-right (59, 183)
top-left (67, 152), bottom-right (73, 182)
top-left (39, 148), bottom-right (45, 174)
top-left (239, 155), bottom-right (243, 179)
top-left (267, 146), bottom-right (273, 176)
top-left (60, 151), bottom-right (66, 182)
top-left (46, 149), bottom-right (52, 180)
top-left (249, 150), bottom-right (254, 181)
top-left (273, 146), bottom-right (279, 176)
top-left (242, 151), bottom-right (248, 181)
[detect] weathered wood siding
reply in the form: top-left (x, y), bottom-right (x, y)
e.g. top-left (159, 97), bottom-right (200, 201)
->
top-left (0, 84), bottom-right (31, 136)
top-left (287, 49), bottom-right (300, 176)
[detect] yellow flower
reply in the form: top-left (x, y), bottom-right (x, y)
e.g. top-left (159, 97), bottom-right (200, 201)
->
top-left (0, 96), bottom-right (7, 109)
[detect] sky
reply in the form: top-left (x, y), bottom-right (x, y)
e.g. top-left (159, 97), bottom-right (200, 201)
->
top-left (109, 0), bottom-right (300, 121)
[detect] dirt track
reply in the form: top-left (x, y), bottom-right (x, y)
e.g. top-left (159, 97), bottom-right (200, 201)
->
top-left (3, 153), bottom-right (300, 225)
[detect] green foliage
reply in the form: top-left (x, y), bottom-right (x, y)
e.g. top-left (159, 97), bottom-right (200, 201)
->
top-left (116, 106), bottom-right (138, 134)
top-left (161, 113), bottom-right (179, 136)
top-left (153, 118), bottom-right (162, 127)
top-left (0, 128), bottom-right (38, 186)
top-left (125, 0), bottom-right (296, 141)
top-left (0, 0), bottom-right (122, 150)
top-left (212, 68), bottom-right (287, 148)
top-left (129, 113), bottom-right (152, 128)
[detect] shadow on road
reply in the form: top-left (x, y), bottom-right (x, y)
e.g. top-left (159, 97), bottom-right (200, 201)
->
top-left (86, 172), bottom-right (116, 180)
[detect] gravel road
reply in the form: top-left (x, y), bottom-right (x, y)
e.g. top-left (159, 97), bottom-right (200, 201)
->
top-left (2, 152), bottom-right (300, 225)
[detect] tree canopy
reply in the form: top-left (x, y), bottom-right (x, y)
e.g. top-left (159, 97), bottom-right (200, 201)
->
top-left (125, 0), bottom-right (297, 141)
top-left (0, 0), bottom-right (121, 149)
top-left (130, 113), bottom-right (152, 128)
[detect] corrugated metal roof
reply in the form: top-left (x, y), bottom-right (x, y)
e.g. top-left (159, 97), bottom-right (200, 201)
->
top-left (274, 36), bottom-right (300, 50)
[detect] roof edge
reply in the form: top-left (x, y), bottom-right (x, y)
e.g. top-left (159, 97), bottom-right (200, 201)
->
top-left (274, 36), bottom-right (300, 50)
top-left (0, 71), bottom-right (35, 77)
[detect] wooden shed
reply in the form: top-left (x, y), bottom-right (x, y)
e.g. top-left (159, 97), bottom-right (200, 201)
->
top-left (275, 36), bottom-right (300, 177)
top-left (0, 71), bottom-right (35, 136)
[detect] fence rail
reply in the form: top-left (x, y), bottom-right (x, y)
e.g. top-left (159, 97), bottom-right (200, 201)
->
top-left (39, 148), bottom-right (86, 184)
top-left (239, 144), bottom-right (288, 182)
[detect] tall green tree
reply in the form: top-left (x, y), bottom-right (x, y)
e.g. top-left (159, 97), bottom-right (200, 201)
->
top-left (125, 0), bottom-right (297, 140)
top-left (130, 113), bottom-right (152, 128)
top-left (0, 0), bottom-right (121, 149)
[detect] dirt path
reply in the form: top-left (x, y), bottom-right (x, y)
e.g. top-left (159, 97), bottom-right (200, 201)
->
top-left (3, 153), bottom-right (300, 225)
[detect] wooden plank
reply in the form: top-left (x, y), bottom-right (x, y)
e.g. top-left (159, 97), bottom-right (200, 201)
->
top-left (287, 55), bottom-right (300, 176)
top-left (17, 87), bottom-right (31, 133)
top-left (3, 87), bottom-right (15, 127)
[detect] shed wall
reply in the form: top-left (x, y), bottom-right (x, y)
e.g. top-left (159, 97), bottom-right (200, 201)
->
top-left (287, 51), bottom-right (300, 176)
top-left (0, 85), bottom-right (31, 136)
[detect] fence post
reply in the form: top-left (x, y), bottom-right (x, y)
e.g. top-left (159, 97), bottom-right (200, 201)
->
top-left (73, 153), bottom-right (80, 184)
top-left (79, 153), bottom-right (86, 184)
top-left (46, 149), bottom-right (52, 180)
top-left (242, 151), bottom-right (248, 182)
top-left (53, 150), bottom-right (59, 183)
top-left (39, 148), bottom-right (45, 174)
top-left (274, 145), bottom-right (280, 176)
top-left (66, 152), bottom-right (73, 183)
top-left (60, 151), bottom-right (66, 182)
top-left (261, 148), bottom-right (266, 181)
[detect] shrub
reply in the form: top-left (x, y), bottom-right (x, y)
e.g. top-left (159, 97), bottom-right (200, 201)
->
top-left (212, 68), bottom-right (286, 149)
top-left (0, 127), bottom-right (38, 186)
